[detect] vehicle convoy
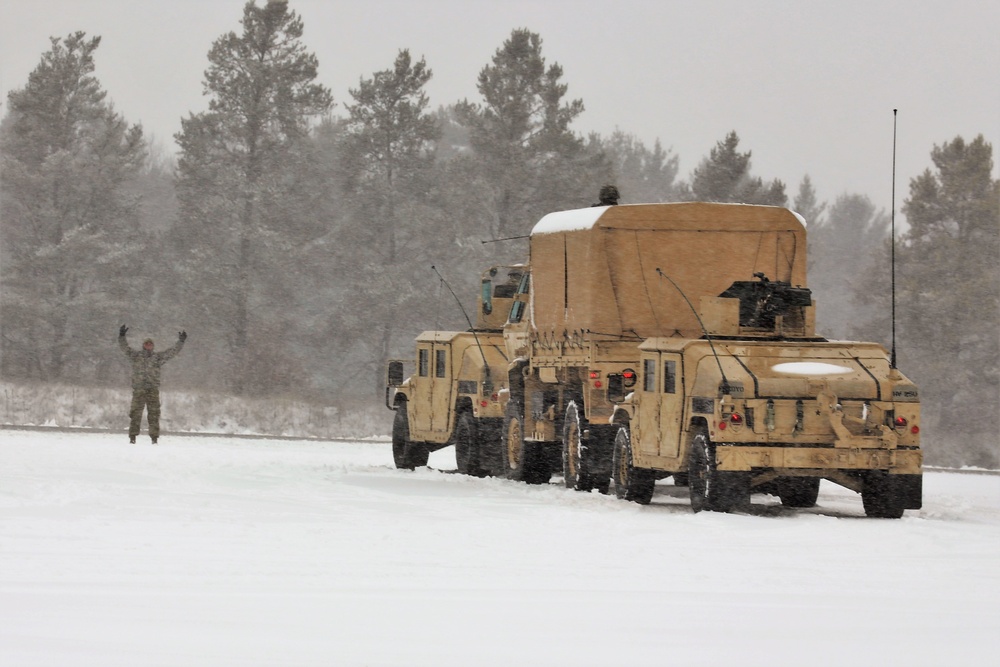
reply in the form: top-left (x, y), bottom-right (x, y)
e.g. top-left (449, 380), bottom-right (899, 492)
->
top-left (387, 200), bottom-right (922, 517)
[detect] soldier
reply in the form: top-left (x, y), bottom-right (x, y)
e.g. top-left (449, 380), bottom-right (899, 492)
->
top-left (592, 184), bottom-right (620, 207)
top-left (118, 325), bottom-right (186, 444)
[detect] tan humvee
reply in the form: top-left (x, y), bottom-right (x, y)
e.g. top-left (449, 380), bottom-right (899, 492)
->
top-left (386, 266), bottom-right (521, 474)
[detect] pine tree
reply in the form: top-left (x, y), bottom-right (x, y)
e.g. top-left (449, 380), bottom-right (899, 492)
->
top-left (455, 29), bottom-right (591, 238)
top-left (808, 193), bottom-right (887, 339)
top-left (688, 131), bottom-right (787, 205)
top-left (173, 0), bottom-right (332, 395)
top-left (793, 175), bottom-right (826, 226)
top-left (595, 130), bottom-right (680, 203)
top-left (1, 32), bottom-right (148, 382)
top-left (853, 135), bottom-right (999, 466)
top-left (339, 49), bottom-right (443, 396)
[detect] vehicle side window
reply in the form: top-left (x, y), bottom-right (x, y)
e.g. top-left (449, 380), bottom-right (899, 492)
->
top-left (507, 272), bottom-right (530, 324)
top-left (664, 360), bottom-right (676, 394)
top-left (435, 349), bottom-right (447, 378)
top-left (418, 349), bottom-right (429, 377)
top-left (643, 358), bottom-right (656, 392)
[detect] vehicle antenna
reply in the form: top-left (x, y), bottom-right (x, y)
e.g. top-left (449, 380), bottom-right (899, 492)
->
top-left (890, 109), bottom-right (898, 369)
top-left (481, 234), bottom-right (530, 244)
top-left (656, 268), bottom-right (731, 395)
top-left (431, 265), bottom-right (492, 388)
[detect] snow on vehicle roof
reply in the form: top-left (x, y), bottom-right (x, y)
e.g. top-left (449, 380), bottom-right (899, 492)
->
top-left (531, 203), bottom-right (808, 236)
top-left (772, 361), bottom-right (853, 375)
top-left (531, 206), bottom-right (608, 235)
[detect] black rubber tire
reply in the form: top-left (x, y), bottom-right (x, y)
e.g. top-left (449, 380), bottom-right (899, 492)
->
top-left (687, 430), bottom-right (747, 513)
top-left (504, 401), bottom-right (551, 485)
top-left (476, 419), bottom-right (503, 477)
top-left (392, 403), bottom-right (428, 470)
top-left (777, 477), bottom-right (821, 508)
top-left (454, 412), bottom-right (481, 476)
top-left (562, 402), bottom-right (594, 492)
top-left (862, 472), bottom-right (906, 518)
top-left (587, 425), bottom-right (615, 495)
top-left (611, 425), bottom-right (655, 504)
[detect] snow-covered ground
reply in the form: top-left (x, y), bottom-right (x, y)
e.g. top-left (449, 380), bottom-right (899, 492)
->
top-left (1, 429), bottom-right (998, 666)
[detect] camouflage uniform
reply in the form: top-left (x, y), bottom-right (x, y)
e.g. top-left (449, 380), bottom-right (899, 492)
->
top-left (119, 331), bottom-right (185, 442)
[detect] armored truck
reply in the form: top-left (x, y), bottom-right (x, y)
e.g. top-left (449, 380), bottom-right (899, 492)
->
top-left (609, 275), bottom-right (923, 518)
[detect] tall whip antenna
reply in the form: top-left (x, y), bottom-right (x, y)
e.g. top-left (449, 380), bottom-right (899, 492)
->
top-left (890, 109), bottom-right (898, 369)
top-left (431, 265), bottom-right (492, 387)
top-left (656, 268), bottom-right (731, 395)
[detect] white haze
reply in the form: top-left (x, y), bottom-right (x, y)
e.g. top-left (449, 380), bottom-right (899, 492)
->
top-left (1, 0), bottom-right (997, 212)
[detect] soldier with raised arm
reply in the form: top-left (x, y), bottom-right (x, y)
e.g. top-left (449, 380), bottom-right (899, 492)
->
top-left (118, 325), bottom-right (186, 444)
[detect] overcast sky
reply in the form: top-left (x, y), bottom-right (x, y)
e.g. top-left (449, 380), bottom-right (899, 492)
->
top-left (2, 0), bottom-right (997, 219)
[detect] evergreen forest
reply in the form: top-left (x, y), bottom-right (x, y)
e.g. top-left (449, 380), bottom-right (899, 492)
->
top-left (2, 1), bottom-right (997, 467)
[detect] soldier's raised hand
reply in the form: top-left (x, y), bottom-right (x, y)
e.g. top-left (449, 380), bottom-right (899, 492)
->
top-left (119, 324), bottom-right (128, 337)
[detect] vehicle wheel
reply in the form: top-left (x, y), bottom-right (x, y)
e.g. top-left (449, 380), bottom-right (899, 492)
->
top-left (862, 472), bottom-right (905, 518)
top-left (454, 412), bottom-right (482, 476)
top-left (777, 477), bottom-right (821, 508)
top-left (611, 425), bottom-right (654, 504)
top-left (505, 402), bottom-right (551, 485)
top-left (587, 425), bottom-right (615, 495)
top-left (476, 419), bottom-right (503, 477)
top-left (562, 402), bottom-right (594, 491)
top-left (687, 430), bottom-right (747, 513)
top-left (392, 403), bottom-right (428, 470)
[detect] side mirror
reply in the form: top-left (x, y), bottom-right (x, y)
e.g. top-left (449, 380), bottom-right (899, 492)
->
top-left (387, 360), bottom-right (405, 386)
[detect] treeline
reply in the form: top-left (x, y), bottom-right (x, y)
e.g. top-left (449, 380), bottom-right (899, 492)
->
top-left (1, 1), bottom-right (996, 466)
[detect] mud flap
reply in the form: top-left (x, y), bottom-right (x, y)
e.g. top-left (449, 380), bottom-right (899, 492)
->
top-left (894, 473), bottom-right (923, 510)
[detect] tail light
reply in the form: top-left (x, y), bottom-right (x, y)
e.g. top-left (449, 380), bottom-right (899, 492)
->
top-left (894, 416), bottom-right (908, 430)
top-left (730, 413), bottom-right (743, 425)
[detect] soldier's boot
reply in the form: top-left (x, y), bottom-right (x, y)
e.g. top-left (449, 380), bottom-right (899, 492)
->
top-left (151, 436), bottom-right (158, 445)
top-left (129, 436), bottom-right (136, 444)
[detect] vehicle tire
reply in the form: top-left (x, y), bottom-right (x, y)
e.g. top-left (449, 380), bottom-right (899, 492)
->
top-left (392, 403), bottom-right (429, 470)
top-left (587, 425), bottom-right (615, 495)
top-left (454, 411), bottom-right (482, 476)
top-left (562, 402), bottom-right (594, 492)
top-left (777, 477), bottom-right (821, 508)
top-left (862, 472), bottom-right (905, 518)
top-left (500, 401), bottom-right (549, 484)
top-left (687, 430), bottom-right (747, 513)
top-left (476, 419), bottom-right (504, 477)
top-left (611, 425), bottom-right (655, 504)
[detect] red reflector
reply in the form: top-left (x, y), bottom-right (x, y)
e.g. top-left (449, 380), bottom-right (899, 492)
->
top-left (480, 400), bottom-right (488, 408)
top-left (491, 393), bottom-right (499, 402)
top-left (911, 425), bottom-right (920, 434)
top-left (894, 416), bottom-right (908, 429)
top-left (594, 380), bottom-right (602, 388)
top-left (718, 421), bottom-right (727, 430)
top-left (730, 413), bottom-right (743, 424)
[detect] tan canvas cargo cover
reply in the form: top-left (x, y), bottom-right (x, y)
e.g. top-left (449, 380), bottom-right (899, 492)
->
top-left (529, 203), bottom-right (808, 338)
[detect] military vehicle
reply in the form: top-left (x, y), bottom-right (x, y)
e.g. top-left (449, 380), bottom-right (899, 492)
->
top-left (498, 202), bottom-right (831, 492)
top-left (607, 266), bottom-right (922, 517)
top-left (386, 201), bottom-right (922, 517)
top-left (385, 266), bottom-right (522, 475)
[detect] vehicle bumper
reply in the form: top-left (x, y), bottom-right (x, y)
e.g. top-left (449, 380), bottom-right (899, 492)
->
top-left (716, 445), bottom-right (922, 475)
